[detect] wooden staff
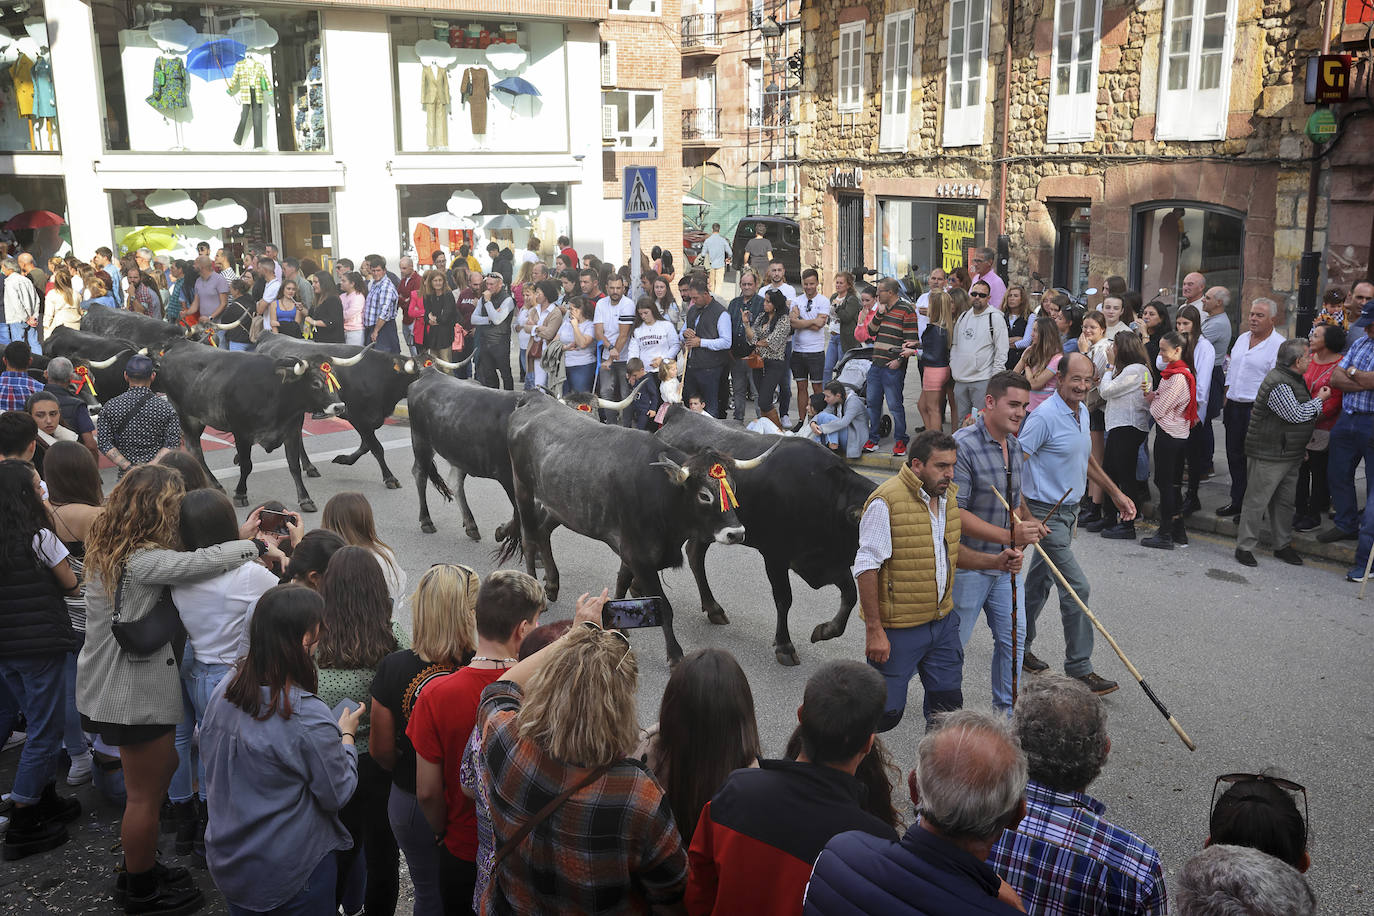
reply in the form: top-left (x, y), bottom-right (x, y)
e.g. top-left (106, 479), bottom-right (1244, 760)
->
top-left (1359, 546), bottom-right (1374, 600)
top-left (990, 486), bottom-right (1197, 752)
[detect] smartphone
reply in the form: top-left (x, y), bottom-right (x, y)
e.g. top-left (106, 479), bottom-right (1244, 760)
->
top-left (260, 509), bottom-right (293, 536)
top-left (332, 698), bottom-right (362, 720)
top-left (602, 597), bottom-right (664, 630)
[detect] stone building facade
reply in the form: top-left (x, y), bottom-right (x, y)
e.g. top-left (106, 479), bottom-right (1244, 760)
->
top-left (797, 0), bottom-right (1373, 323)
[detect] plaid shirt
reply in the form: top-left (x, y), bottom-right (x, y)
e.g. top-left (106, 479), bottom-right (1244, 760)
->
top-left (1338, 333), bottom-right (1374, 415)
top-left (0, 370), bottom-right (42, 411)
top-left (363, 274), bottom-right (399, 328)
top-left (475, 680), bottom-right (687, 915)
top-left (953, 415), bottom-right (1023, 555)
top-left (988, 779), bottom-right (1167, 916)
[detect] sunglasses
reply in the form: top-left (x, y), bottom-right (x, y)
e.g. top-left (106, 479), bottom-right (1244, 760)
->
top-left (579, 620), bottom-right (634, 670)
top-left (1211, 773), bottom-right (1308, 845)
top-left (969, 291), bottom-right (989, 299)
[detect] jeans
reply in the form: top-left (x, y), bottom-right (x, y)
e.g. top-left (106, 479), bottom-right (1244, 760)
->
top-left (1238, 457), bottom-right (1300, 553)
top-left (388, 786), bottom-right (444, 916)
top-left (823, 333), bottom-right (843, 381)
top-left (228, 852), bottom-right (336, 916)
top-left (728, 357), bottom-right (752, 420)
top-left (0, 320), bottom-right (41, 354)
top-left (1024, 499), bottom-right (1095, 677)
top-left (518, 346), bottom-right (529, 386)
top-left (952, 567), bottom-right (1026, 713)
top-left (1153, 431), bottom-right (1188, 526)
top-left (345, 330), bottom-right (365, 347)
top-left (1328, 411), bottom-right (1374, 533)
top-left (563, 362), bottom-right (596, 394)
top-left (0, 653), bottom-right (66, 804)
top-left (1349, 495), bottom-right (1374, 580)
top-left (336, 754), bottom-right (399, 916)
top-left (228, 341), bottom-right (251, 352)
top-left (1223, 401), bottom-right (1253, 506)
top-left (62, 632), bottom-right (86, 757)
top-left (866, 363), bottom-right (908, 444)
top-left (684, 364), bottom-right (727, 418)
top-left (172, 659), bottom-right (232, 802)
top-left (869, 613), bottom-right (963, 732)
top-left (813, 410), bottom-right (848, 452)
top-left (233, 97), bottom-right (263, 147)
top-left (373, 320), bottom-right (401, 355)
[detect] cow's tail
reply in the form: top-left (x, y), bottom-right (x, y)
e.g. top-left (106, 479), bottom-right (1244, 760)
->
top-left (494, 505), bottom-right (524, 566)
top-left (418, 452), bottom-right (454, 502)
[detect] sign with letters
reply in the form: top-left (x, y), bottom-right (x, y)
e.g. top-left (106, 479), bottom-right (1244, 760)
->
top-left (937, 213), bottom-right (976, 273)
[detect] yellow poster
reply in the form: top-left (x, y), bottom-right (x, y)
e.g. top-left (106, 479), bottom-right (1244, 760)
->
top-left (938, 214), bottom-right (976, 273)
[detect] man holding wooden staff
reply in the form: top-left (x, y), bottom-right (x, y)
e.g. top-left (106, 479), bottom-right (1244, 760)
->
top-left (1019, 353), bottom-right (1136, 696)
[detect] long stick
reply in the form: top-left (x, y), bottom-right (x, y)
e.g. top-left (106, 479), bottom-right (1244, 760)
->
top-left (1359, 544), bottom-right (1374, 600)
top-left (1005, 463), bottom-right (1023, 705)
top-left (990, 486), bottom-right (1197, 751)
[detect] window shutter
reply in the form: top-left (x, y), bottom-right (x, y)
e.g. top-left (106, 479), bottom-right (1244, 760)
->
top-left (601, 41), bottom-right (618, 87)
top-left (602, 104), bottom-right (617, 141)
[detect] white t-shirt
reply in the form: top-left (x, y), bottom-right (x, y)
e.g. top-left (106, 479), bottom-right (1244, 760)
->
top-left (560, 318), bottom-right (597, 367)
top-left (34, 529), bottom-right (69, 568)
top-left (626, 320), bottom-right (682, 367)
top-left (594, 296), bottom-right (636, 359)
top-left (172, 562), bottom-right (281, 665)
top-left (764, 282), bottom-right (797, 303)
top-left (518, 250), bottom-right (541, 267)
top-left (790, 293), bottom-right (832, 353)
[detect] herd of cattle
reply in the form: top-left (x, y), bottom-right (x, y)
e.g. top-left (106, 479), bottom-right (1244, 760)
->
top-left (37, 306), bottom-right (877, 665)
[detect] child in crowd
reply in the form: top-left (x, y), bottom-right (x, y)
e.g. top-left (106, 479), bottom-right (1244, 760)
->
top-left (626, 358), bottom-right (662, 431)
top-left (658, 358), bottom-right (682, 406)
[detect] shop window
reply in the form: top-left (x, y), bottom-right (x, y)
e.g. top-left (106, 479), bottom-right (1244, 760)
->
top-left (0, 6), bottom-right (59, 152)
top-left (611, 0), bottom-right (661, 14)
top-left (1050, 202), bottom-right (1092, 295)
top-left (943, 0), bottom-right (988, 147)
top-left (399, 183), bottom-right (569, 271)
top-left (111, 188), bottom-right (275, 268)
top-left (1047, 0), bottom-right (1101, 143)
top-left (602, 90), bottom-right (660, 150)
top-left (878, 197), bottom-right (985, 282)
top-left (1132, 203), bottom-right (1243, 321)
top-left (836, 21), bottom-right (864, 114)
top-left (878, 12), bottom-right (912, 150)
top-left (92, 0), bottom-right (326, 153)
top-left (393, 17), bottom-right (567, 154)
top-left (1156, 0), bottom-right (1235, 141)
top-left (1, 178), bottom-right (69, 261)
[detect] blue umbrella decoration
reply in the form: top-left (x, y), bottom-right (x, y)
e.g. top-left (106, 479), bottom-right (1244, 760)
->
top-left (186, 38), bottom-right (248, 82)
top-left (492, 76), bottom-right (541, 119)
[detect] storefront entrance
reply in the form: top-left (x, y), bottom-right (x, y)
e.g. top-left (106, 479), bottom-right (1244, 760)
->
top-left (272, 189), bottom-right (336, 268)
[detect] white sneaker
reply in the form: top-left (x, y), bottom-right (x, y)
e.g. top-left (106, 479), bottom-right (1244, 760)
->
top-left (67, 751), bottom-right (93, 786)
top-left (780, 415), bottom-right (791, 427)
top-left (2, 731), bottom-right (24, 753)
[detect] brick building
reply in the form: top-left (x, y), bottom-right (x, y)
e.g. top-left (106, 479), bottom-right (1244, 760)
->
top-left (796, 0), bottom-right (1374, 325)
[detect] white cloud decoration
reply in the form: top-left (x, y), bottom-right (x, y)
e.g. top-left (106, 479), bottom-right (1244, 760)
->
top-left (197, 198), bottom-right (248, 230)
top-left (414, 39), bottom-right (459, 67)
top-left (145, 189), bottom-right (199, 220)
top-left (227, 18), bottom-right (279, 49)
top-left (446, 190), bottom-right (483, 218)
top-left (147, 18), bottom-right (197, 50)
top-left (484, 45), bottom-right (527, 72)
top-left (500, 183), bottom-right (540, 210)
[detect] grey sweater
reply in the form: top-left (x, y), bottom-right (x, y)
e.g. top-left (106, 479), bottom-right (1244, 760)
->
top-left (78, 541), bottom-right (260, 726)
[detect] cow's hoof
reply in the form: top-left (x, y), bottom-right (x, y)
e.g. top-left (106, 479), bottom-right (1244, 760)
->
top-left (775, 645), bottom-right (801, 667)
top-left (305, 466), bottom-right (321, 479)
top-left (494, 522), bottom-right (510, 541)
top-left (420, 521), bottom-right (437, 534)
top-left (705, 607), bottom-right (730, 626)
top-left (232, 454), bottom-right (240, 466)
top-left (331, 454), bottom-right (357, 467)
top-left (384, 477), bottom-right (401, 490)
top-left (544, 582), bottom-right (560, 603)
top-left (464, 525), bottom-right (481, 542)
top-left (811, 621), bottom-right (844, 643)
top-left (667, 650), bottom-right (685, 668)
top-left (232, 494), bottom-right (249, 508)
top-left (299, 499), bottom-right (318, 513)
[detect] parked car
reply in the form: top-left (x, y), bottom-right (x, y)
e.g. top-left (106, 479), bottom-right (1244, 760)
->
top-left (731, 215), bottom-right (801, 286)
top-left (683, 215), bottom-right (709, 267)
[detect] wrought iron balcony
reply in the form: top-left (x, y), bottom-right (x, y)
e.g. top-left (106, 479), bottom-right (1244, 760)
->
top-left (682, 107), bottom-right (722, 143)
top-left (682, 13), bottom-right (723, 53)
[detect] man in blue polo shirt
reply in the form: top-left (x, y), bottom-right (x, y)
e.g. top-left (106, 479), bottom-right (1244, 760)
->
top-left (1018, 353), bottom-right (1135, 696)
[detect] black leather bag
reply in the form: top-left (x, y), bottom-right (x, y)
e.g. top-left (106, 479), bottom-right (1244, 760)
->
top-left (111, 576), bottom-right (185, 656)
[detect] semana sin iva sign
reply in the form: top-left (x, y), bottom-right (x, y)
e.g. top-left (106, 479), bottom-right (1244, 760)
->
top-left (938, 214), bottom-right (976, 273)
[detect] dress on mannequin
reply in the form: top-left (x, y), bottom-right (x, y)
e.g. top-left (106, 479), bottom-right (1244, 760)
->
top-left (459, 67), bottom-right (488, 135)
top-left (11, 55), bottom-right (34, 116)
top-left (146, 55), bottom-right (188, 114)
top-left (421, 63), bottom-right (449, 149)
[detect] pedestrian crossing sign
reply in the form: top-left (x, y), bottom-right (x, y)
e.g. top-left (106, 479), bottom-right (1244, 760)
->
top-left (623, 167), bottom-right (658, 221)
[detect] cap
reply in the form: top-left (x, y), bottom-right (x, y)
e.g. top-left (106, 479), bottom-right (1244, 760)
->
top-left (125, 354), bottom-right (156, 378)
top-left (1354, 303), bottom-right (1374, 331)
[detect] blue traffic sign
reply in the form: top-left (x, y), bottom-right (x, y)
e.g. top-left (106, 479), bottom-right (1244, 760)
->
top-left (623, 166), bottom-right (658, 221)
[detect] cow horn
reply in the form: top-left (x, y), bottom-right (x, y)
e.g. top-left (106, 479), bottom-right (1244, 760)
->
top-left (430, 350), bottom-right (476, 371)
top-left (649, 453), bottom-right (690, 485)
top-left (596, 374), bottom-right (650, 412)
top-left (733, 440), bottom-right (781, 471)
top-left (404, 358), bottom-right (417, 374)
top-left (211, 320), bottom-right (240, 330)
top-left (331, 350), bottom-right (366, 367)
top-left (84, 349), bottom-right (131, 370)
top-left (136, 347), bottom-right (149, 356)
top-left (293, 358), bottom-right (308, 376)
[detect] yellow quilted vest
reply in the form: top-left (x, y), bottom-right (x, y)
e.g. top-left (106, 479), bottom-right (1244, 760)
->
top-left (863, 464), bottom-right (961, 629)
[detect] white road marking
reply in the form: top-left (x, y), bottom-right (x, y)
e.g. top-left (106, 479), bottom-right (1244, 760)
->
top-left (206, 435), bottom-right (412, 482)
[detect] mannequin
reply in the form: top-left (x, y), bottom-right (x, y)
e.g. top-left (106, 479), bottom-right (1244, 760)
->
top-left (145, 20), bottom-right (193, 150)
top-left (227, 17), bottom-right (278, 150)
top-left (414, 40), bottom-right (456, 151)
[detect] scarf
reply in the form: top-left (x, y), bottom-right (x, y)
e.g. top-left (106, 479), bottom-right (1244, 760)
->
top-left (1160, 360), bottom-right (1198, 425)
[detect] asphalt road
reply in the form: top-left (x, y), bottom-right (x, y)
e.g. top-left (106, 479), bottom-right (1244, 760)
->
top-left (4, 417), bottom-right (1371, 914)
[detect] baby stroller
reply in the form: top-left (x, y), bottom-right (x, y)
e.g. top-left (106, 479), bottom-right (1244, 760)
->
top-left (832, 346), bottom-right (892, 439)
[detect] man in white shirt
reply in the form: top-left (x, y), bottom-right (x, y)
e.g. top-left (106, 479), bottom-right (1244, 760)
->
top-left (763, 260), bottom-right (796, 302)
top-left (970, 248), bottom-right (1007, 311)
top-left (2, 257), bottom-right (40, 351)
top-left (1217, 297), bottom-right (1285, 517)
top-left (789, 268), bottom-right (831, 425)
top-left (948, 280), bottom-right (1009, 424)
top-left (701, 223), bottom-right (731, 293)
top-left (595, 275), bottom-right (637, 425)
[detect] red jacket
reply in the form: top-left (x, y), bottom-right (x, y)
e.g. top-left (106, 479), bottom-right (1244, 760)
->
top-left (399, 271), bottom-right (423, 325)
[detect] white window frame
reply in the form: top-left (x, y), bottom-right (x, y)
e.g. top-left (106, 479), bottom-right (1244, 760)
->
top-left (943, 0), bottom-right (989, 147)
top-left (609, 0), bottom-right (660, 15)
top-left (1156, 0), bottom-right (1236, 141)
top-left (836, 21), bottom-right (865, 114)
top-left (1046, 0), bottom-right (1102, 143)
top-left (878, 11), bottom-right (914, 151)
top-left (601, 90), bottom-right (662, 149)
top-left (747, 59), bottom-right (764, 126)
top-left (600, 41), bottom-right (617, 88)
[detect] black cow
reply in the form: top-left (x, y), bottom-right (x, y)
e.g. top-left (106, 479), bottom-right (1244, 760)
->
top-left (42, 326), bottom-right (139, 403)
top-left (655, 405), bottom-right (875, 666)
top-left (81, 302), bottom-right (195, 350)
top-left (504, 392), bottom-right (774, 663)
top-left (253, 336), bottom-right (424, 488)
top-left (150, 340), bottom-right (346, 512)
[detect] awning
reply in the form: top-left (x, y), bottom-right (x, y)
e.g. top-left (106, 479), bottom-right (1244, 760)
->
top-left (682, 192), bottom-right (709, 207)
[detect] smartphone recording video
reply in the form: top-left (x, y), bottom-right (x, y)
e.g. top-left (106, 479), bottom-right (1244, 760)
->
top-left (260, 509), bottom-right (293, 536)
top-left (602, 597), bottom-right (664, 630)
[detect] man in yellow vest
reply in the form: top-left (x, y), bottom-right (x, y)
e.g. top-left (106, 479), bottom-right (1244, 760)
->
top-left (857, 429), bottom-right (1024, 732)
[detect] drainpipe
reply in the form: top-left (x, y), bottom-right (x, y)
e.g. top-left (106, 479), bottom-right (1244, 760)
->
top-left (996, 0), bottom-right (1014, 284)
top-left (1296, 0), bottom-right (1336, 338)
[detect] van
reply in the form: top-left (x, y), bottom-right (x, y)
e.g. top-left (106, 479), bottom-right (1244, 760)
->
top-left (731, 216), bottom-right (801, 287)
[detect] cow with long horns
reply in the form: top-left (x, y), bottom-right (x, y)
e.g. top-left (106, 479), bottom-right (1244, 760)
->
top-left (42, 326), bottom-right (140, 403)
top-left (146, 339), bottom-right (346, 512)
top-left (502, 390), bottom-right (776, 663)
top-left (81, 301), bottom-right (206, 350)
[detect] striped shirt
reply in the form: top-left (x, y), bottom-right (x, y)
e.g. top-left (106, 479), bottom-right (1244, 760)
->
top-left (989, 780), bottom-right (1167, 916)
top-left (864, 298), bottom-right (922, 362)
top-left (953, 416), bottom-right (1023, 555)
top-left (1338, 334), bottom-right (1374, 414)
top-left (1149, 373), bottom-right (1193, 439)
top-left (363, 274), bottom-right (399, 327)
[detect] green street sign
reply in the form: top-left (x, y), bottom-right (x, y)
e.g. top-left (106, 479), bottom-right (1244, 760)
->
top-left (1306, 108), bottom-right (1337, 143)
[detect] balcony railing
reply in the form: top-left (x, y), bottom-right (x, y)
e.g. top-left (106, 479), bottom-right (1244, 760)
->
top-left (682, 107), bottom-right (721, 142)
top-left (682, 13), bottom-right (723, 50)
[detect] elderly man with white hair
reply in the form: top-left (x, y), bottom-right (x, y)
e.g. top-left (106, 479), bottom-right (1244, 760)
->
top-left (1217, 297), bottom-right (1284, 517)
top-left (1175, 845), bottom-right (1315, 916)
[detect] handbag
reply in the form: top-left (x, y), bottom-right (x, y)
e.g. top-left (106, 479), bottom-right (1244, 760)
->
top-left (745, 349), bottom-right (764, 370)
top-left (452, 324), bottom-right (468, 352)
top-left (1085, 386), bottom-right (1106, 413)
top-left (111, 575), bottom-right (185, 656)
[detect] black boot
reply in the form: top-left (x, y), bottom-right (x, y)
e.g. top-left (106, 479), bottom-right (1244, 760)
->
top-left (1171, 517), bottom-right (1189, 546)
top-left (1, 802), bottom-right (70, 860)
top-left (172, 800), bottom-right (197, 856)
top-left (1078, 500), bottom-right (1101, 526)
top-left (1101, 520), bottom-right (1136, 540)
top-left (191, 798), bottom-right (207, 866)
top-left (114, 860), bottom-right (194, 906)
top-left (1141, 527), bottom-right (1174, 550)
top-left (34, 781), bottom-right (82, 825)
top-left (123, 864), bottom-right (205, 916)
top-left (1084, 504), bottom-right (1113, 533)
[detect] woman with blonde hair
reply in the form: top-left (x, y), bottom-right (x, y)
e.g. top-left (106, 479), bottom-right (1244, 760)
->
top-left (77, 465), bottom-right (270, 913)
top-left (473, 592), bottom-right (688, 911)
top-left (371, 563), bottom-right (480, 916)
top-left (917, 290), bottom-right (953, 432)
top-left (44, 266), bottom-right (82, 336)
top-left (321, 491), bottom-right (406, 609)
